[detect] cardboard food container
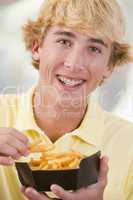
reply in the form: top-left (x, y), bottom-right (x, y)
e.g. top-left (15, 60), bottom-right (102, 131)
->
top-left (15, 151), bottom-right (100, 192)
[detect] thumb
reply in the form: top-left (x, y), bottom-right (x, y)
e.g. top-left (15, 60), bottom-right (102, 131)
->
top-left (98, 156), bottom-right (109, 189)
top-left (51, 184), bottom-right (73, 200)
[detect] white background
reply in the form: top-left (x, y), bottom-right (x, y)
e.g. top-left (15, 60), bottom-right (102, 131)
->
top-left (0, 0), bottom-right (133, 121)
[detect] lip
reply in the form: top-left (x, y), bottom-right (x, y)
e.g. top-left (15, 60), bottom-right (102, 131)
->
top-left (55, 74), bottom-right (86, 92)
top-left (56, 74), bottom-right (87, 81)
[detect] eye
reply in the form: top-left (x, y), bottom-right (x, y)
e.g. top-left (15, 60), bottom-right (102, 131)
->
top-left (56, 39), bottom-right (72, 48)
top-left (88, 46), bottom-right (102, 54)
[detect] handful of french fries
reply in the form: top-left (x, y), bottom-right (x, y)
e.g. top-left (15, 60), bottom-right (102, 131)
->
top-left (28, 138), bottom-right (85, 170)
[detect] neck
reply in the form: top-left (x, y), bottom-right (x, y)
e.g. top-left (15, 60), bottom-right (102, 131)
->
top-left (33, 88), bottom-right (88, 142)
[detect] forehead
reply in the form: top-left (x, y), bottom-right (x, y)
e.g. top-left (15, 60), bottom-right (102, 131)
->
top-left (46, 25), bottom-right (112, 47)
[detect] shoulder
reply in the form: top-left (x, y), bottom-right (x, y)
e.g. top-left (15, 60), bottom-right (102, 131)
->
top-left (0, 94), bottom-right (19, 106)
top-left (0, 86), bottom-right (35, 127)
top-left (0, 94), bottom-right (21, 126)
top-left (103, 110), bottom-right (133, 135)
top-left (0, 94), bottom-right (19, 126)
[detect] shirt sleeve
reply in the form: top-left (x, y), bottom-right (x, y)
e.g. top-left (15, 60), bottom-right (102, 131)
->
top-left (125, 157), bottom-right (133, 200)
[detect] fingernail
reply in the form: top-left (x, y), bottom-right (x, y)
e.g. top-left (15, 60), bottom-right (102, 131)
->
top-left (27, 191), bottom-right (32, 198)
top-left (9, 158), bottom-right (14, 165)
top-left (10, 160), bottom-right (14, 164)
top-left (50, 185), bottom-right (58, 194)
top-left (24, 151), bottom-right (30, 156)
top-left (105, 157), bottom-right (109, 163)
top-left (26, 188), bottom-right (37, 197)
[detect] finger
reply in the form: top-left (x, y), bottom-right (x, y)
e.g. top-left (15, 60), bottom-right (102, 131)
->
top-left (11, 128), bottom-right (29, 144)
top-left (20, 185), bottom-right (26, 193)
top-left (0, 144), bottom-right (21, 159)
top-left (0, 128), bottom-right (29, 144)
top-left (23, 187), bottom-right (50, 200)
top-left (0, 156), bottom-right (14, 165)
top-left (7, 136), bottom-right (29, 156)
top-left (98, 156), bottom-right (109, 189)
top-left (51, 184), bottom-right (74, 200)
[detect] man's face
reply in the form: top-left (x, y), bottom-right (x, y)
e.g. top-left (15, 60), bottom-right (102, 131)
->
top-left (34, 26), bottom-right (112, 109)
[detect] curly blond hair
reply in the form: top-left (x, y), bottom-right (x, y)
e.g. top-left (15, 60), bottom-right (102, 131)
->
top-left (23, 0), bottom-right (133, 69)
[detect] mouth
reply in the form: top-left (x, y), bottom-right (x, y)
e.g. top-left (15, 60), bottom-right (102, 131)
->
top-left (56, 75), bottom-right (86, 88)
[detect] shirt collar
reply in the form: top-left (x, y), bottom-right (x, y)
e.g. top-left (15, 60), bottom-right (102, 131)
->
top-left (15, 86), bottom-right (105, 147)
top-left (70, 98), bottom-right (105, 148)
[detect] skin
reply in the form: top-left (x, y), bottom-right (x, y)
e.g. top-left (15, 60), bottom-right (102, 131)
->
top-left (33, 25), bottom-right (112, 142)
top-left (0, 128), bottom-right (29, 165)
top-left (21, 25), bottom-right (111, 199)
top-left (0, 25), bottom-right (112, 199)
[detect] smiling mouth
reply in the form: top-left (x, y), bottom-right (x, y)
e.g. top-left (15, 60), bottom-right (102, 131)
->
top-left (56, 75), bottom-right (86, 87)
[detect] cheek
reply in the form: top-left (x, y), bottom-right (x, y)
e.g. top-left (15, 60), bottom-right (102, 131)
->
top-left (39, 46), bottom-right (65, 68)
top-left (38, 48), bottom-right (65, 80)
top-left (89, 56), bottom-right (109, 77)
top-left (89, 65), bottom-right (105, 80)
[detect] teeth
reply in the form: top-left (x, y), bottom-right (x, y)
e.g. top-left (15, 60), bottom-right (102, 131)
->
top-left (57, 75), bottom-right (84, 86)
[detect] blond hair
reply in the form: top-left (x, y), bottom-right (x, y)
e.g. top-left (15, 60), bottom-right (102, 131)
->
top-left (23, 0), bottom-right (133, 69)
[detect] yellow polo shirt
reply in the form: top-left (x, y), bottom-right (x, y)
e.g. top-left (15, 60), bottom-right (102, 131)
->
top-left (0, 86), bottom-right (132, 200)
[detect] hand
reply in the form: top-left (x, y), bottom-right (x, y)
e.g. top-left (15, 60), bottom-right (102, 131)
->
top-left (21, 156), bottom-right (108, 200)
top-left (0, 127), bottom-right (29, 165)
top-left (51, 156), bottom-right (108, 200)
top-left (21, 186), bottom-right (50, 200)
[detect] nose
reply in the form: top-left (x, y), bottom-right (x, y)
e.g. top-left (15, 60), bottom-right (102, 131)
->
top-left (64, 46), bottom-right (85, 72)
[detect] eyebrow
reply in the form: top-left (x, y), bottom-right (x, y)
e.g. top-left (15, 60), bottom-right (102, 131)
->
top-left (54, 30), bottom-right (108, 48)
top-left (88, 38), bottom-right (108, 48)
top-left (54, 30), bottom-right (76, 38)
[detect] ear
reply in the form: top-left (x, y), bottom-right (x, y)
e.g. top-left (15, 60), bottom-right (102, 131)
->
top-left (32, 40), bottom-right (41, 61)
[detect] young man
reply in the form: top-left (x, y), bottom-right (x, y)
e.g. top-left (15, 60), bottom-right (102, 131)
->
top-left (0, 0), bottom-right (133, 200)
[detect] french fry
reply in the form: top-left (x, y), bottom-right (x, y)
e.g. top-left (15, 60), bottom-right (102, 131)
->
top-left (29, 143), bottom-right (54, 153)
top-left (28, 138), bottom-right (85, 170)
